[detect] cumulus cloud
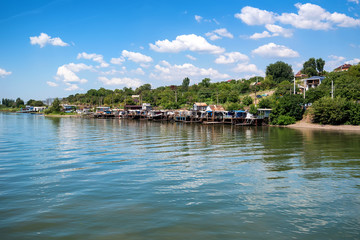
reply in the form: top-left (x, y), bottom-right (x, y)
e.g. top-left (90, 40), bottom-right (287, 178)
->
top-left (30, 33), bottom-right (69, 48)
top-left (206, 28), bottom-right (234, 41)
top-left (215, 52), bottom-right (249, 64)
top-left (237, 4), bottom-right (360, 30)
top-left (186, 54), bottom-right (197, 61)
top-left (277, 3), bottom-right (360, 30)
top-left (46, 81), bottom-right (58, 87)
top-left (65, 83), bottom-right (79, 91)
top-left (77, 52), bottom-right (109, 68)
top-left (346, 58), bottom-right (360, 65)
top-left (250, 24), bottom-right (293, 40)
top-left (122, 50), bottom-right (153, 63)
top-left (233, 63), bottom-right (264, 75)
top-left (235, 6), bottom-right (275, 25)
top-left (252, 43), bottom-right (299, 58)
top-left (0, 68), bottom-right (11, 78)
top-left (249, 31), bottom-right (272, 40)
top-left (195, 15), bottom-right (203, 22)
top-left (131, 67), bottom-right (145, 75)
top-left (149, 34), bottom-right (225, 54)
top-left (56, 63), bottom-right (92, 84)
top-left (98, 76), bottom-right (143, 88)
top-left (348, 0), bottom-right (359, 4)
top-left (110, 57), bottom-right (125, 65)
top-left (150, 60), bottom-right (230, 82)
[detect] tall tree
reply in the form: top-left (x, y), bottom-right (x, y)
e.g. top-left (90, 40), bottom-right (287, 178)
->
top-left (316, 58), bottom-right (325, 74)
top-left (265, 61), bottom-right (294, 83)
top-left (181, 77), bottom-right (190, 91)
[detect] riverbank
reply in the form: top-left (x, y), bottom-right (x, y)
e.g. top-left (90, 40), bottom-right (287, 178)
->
top-left (44, 114), bottom-right (80, 118)
top-left (287, 121), bottom-right (360, 132)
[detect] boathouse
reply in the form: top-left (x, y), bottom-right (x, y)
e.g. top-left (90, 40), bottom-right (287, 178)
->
top-left (193, 102), bottom-right (207, 111)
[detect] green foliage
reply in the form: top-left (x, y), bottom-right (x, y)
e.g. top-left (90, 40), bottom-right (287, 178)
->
top-left (50, 98), bottom-right (61, 113)
top-left (274, 80), bottom-right (292, 96)
top-left (242, 95), bottom-right (253, 106)
top-left (199, 78), bottom-right (211, 88)
top-left (258, 98), bottom-right (272, 108)
top-left (305, 87), bottom-right (325, 104)
top-left (15, 98), bottom-right (24, 108)
top-left (181, 77), bottom-right (190, 91)
top-left (249, 104), bottom-right (258, 115)
top-left (265, 61), bottom-right (293, 83)
top-left (302, 58), bottom-right (326, 76)
top-left (271, 94), bottom-right (304, 124)
top-left (225, 102), bottom-right (241, 111)
top-left (312, 97), bottom-right (350, 125)
top-left (2, 98), bottom-right (15, 107)
top-left (275, 115), bottom-right (296, 125)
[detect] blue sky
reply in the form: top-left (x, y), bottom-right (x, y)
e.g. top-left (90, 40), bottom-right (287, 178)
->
top-left (1, 0), bottom-right (359, 100)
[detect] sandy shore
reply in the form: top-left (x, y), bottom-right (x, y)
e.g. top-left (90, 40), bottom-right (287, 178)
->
top-left (44, 114), bottom-right (80, 118)
top-left (286, 121), bottom-right (360, 132)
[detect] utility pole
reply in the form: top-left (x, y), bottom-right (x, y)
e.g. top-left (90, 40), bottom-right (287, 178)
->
top-left (293, 77), bottom-right (296, 95)
top-left (331, 80), bottom-right (334, 99)
top-left (254, 77), bottom-right (257, 107)
top-left (216, 91), bottom-right (219, 105)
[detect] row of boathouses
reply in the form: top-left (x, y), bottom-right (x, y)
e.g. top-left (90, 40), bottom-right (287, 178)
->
top-left (89, 103), bottom-right (272, 126)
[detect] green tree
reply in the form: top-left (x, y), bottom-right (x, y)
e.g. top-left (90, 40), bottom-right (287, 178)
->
top-left (271, 94), bottom-right (304, 124)
top-left (199, 78), bottom-right (211, 88)
top-left (249, 104), bottom-right (258, 115)
top-left (316, 58), bottom-right (325, 74)
top-left (181, 77), bottom-right (190, 91)
top-left (265, 61), bottom-right (294, 83)
top-left (50, 98), bottom-right (61, 113)
top-left (258, 98), bottom-right (272, 108)
top-left (242, 96), bottom-right (253, 106)
top-left (312, 97), bottom-right (349, 125)
top-left (302, 58), bottom-right (317, 77)
top-left (15, 98), bottom-right (24, 108)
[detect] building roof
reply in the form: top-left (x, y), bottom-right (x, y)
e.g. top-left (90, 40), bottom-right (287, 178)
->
top-left (207, 105), bottom-right (225, 111)
top-left (303, 76), bottom-right (325, 81)
top-left (194, 102), bottom-right (207, 106)
top-left (334, 64), bottom-right (352, 72)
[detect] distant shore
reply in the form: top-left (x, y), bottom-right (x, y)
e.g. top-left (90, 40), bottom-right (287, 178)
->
top-left (44, 114), bottom-right (80, 118)
top-left (286, 121), bottom-right (360, 132)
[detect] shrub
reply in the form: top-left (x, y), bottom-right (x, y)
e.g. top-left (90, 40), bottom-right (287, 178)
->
top-left (242, 96), bottom-right (253, 106)
top-left (276, 115), bottom-right (296, 125)
top-left (312, 97), bottom-right (349, 125)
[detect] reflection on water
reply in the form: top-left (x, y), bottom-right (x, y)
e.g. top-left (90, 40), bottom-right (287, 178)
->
top-left (0, 112), bottom-right (359, 239)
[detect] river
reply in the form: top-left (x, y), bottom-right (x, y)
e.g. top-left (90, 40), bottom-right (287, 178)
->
top-left (0, 112), bottom-right (359, 239)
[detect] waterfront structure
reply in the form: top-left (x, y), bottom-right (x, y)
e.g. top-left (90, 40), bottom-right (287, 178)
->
top-left (193, 102), bottom-right (207, 111)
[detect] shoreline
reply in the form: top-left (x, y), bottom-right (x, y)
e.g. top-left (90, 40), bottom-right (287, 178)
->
top-left (286, 121), bottom-right (360, 132)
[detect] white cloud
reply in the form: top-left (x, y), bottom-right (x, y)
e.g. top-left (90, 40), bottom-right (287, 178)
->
top-left (250, 24), bottom-right (293, 40)
top-left (98, 76), bottom-right (143, 88)
top-left (0, 68), bottom-right (11, 78)
top-left (235, 6), bottom-right (275, 25)
top-left (206, 28), bottom-right (234, 41)
top-left (277, 3), bottom-right (360, 30)
top-left (77, 52), bottom-right (109, 68)
top-left (149, 34), bottom-right (225, 54)
top-left (326, 55), bottom-right (346, 70)
top-left (252, 43), bottom-right (299, 58)
top-left (215, 52), bottom-right (249, 64)
top-left (195, 15), bottom-right (203, 22)
top-left (56, 63), bottom-right (92, 84)
top-left (46, 81), bottom-right (58, 87)
top-left (346, 58), bottom-right (360, 65)
top-left (122, 50), bottom-right (153, 63)
top-left (186, 54), bottom-right (197, 61)
top-left (237, 4), bottom-right (360, 31)
top-left (150, 61), bottom-right (230, 82)
top-left (131, 67), bottom-right (145, 75)
top-left (233, 63), bottom-right (264, 75)
top-left (265, 24), bottom-right (293, 37)
top-left (30, 33), bottom-right (69, 48)
top-left (110, 57), bottom-right (125, 65)
top-left (65, 83), bottom-right (79, 91)
top-left (249, 31), bottom-right (272, 40)
top-left (348, 0), bottom-right (359, 4)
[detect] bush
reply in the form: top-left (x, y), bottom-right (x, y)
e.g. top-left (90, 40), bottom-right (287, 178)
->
top-left (270, 94), bottom-right (304, 124)
top-left (275, 115), bottom-right (296, 125)
top-left (242, 95), bottom-right (253, 106)
top-left (312, 97), bottom-right (349, 125)
top-left (225, 102), bottom-right (241, 111)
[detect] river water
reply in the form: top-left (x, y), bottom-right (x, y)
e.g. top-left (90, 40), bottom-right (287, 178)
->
top-left (0, 112), bottom-right (359, 239)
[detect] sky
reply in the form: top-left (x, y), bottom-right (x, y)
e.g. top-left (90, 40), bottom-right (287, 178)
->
top-left (0, 0), bottom-right (360, 101)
